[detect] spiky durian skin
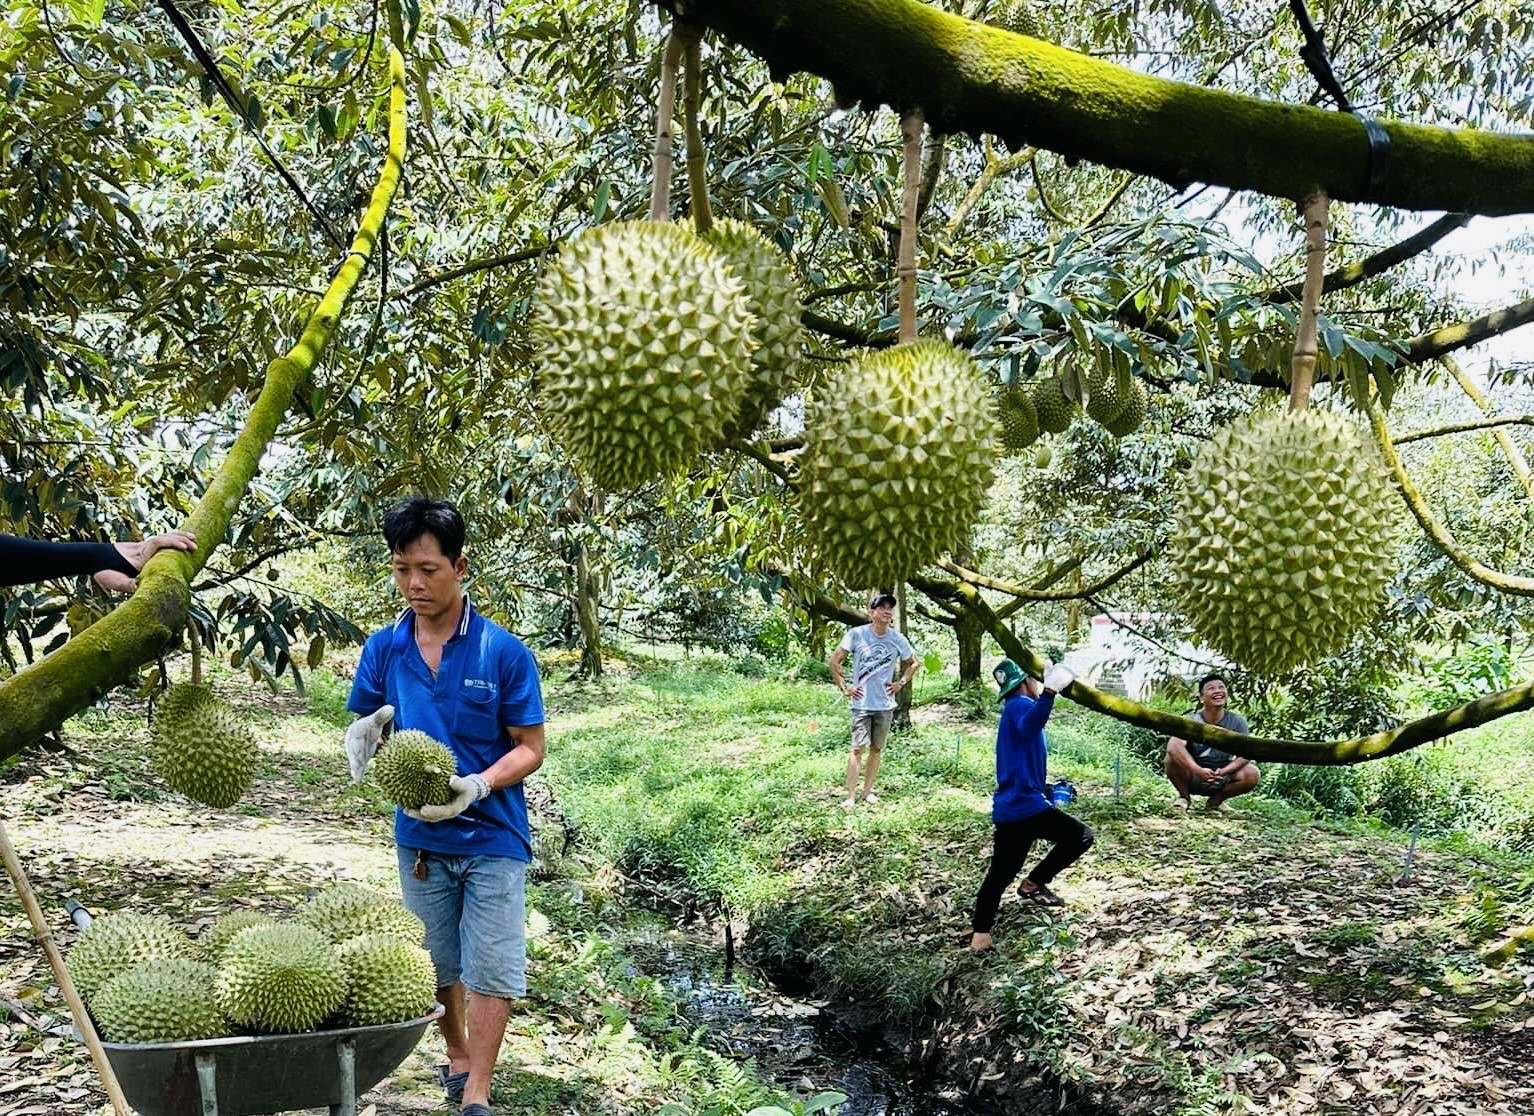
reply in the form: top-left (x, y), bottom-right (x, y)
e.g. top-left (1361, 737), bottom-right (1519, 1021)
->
top-left (370, 729), bottom-right (457, 810)
top-left (336, 933), bottom-right (438, 1026)
top-left (797, 340), bottom-right (994, 588)
top-left (1170, 409), bottom-right (1397, 675)
top-left (93, 958), bottom-right (226, 1043)
top-left (215, 924), bottom-right (346, 1034)
top-left (69, 912), bottom-right (194, 1001)
top-left (703, 218), bottom-right (802, 444)
top-left (200, 910), bottom-right (279, 964)
top-left (1031, 376), bottom-right (1075, 434)
top-left (297, 882), bottom-right (426, 946)
top-left (151, 682), bottom-right (258, 809)
top-left (1102, 379), bottom-right (1148, 437)
top-left (532, 220), bottom-right (757, 489)
top-left (1085, 364), bottom-right (1129, 425)
top-left (986, 0), bottom-right (1039, 36)
top-left (997, 389), bottom-right (1040, 452)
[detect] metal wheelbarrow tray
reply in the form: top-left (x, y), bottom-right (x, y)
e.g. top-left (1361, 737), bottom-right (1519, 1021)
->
top-left (95, 1004), bottom-right (444, 1116)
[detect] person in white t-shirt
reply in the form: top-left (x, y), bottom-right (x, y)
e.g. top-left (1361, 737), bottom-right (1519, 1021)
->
top-left (828, 591), bottom-right (918, 808)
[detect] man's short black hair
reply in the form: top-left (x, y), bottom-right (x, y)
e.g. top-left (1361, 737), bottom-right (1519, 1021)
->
top-left (382, 498), bottom-right (465, 560)
top-left (1198, 672), bottom-right (1228, 692)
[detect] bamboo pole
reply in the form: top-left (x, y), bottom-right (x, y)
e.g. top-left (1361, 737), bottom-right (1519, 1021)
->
top-left (0, 819), bottom-right (130, 1115)
top-left (1288, 190), bottom-right (1328, 410)
top-left (648, 31), bottom-right (686, 221)
top-left (897, 110), bottom-right (923, 343)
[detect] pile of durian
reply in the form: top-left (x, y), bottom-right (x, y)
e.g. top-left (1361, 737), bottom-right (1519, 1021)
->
top-left (70, 883), bottom-right (437, 1043)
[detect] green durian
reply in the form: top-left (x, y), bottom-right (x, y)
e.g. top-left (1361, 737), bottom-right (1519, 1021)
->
top-left (532, 220), bottom-right (758, 489)
top-left (703, 218), bottom-right (803, 443)
top-left (986, 0), bottom-right (1039, 36)
top-left (200, 910), bottom-right (279, 964)
top-left (370, 730), bottom-right (456, 810)
top-left (997, 389), bottom-right (1040, 452)
top-left (151, 682), bottom-right (258, 809)
top-left (92, 958), bottom-right (226, 1043)
top-left (1031, 376), bottom-right (1076, 434)
top-left (297, 882), bottom-right (425, 946)
top-left (1170, 408), bottom-right (1397, 675)
top-left (215, 923), bottom-right (346, 1033)
top-left (1102, 379), bottom-right (1148, 437)
top-left (69, 912), bottom-right (194, 1000)
top-left (1084, 362), bottom-right (1130, 426)
top-left (336, 933), bottom-right (438, 1026)
top-left (797, 339), bottom-right (994, 588)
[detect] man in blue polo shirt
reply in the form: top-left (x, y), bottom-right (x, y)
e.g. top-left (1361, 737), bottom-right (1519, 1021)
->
top-left (344, 498), bottom-right (545, 1116)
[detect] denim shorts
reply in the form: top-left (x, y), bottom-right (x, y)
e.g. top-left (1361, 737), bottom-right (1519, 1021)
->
top-left (396, 847), bottom-right (527, 998)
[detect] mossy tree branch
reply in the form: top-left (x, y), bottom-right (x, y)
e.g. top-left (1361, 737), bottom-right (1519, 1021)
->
top-left (662, 0), bottom-right (1534, 215)
top-left (0, 49), bottom-right (410, 762)
top-left (1441, 354), bottom-right (1534, 501)
top-left (1393, 414), bottom-right (1534, 446)
top-left (938, 549), bottom-right (1153, 601)
top-left (1364, 389), bottom-right (1534, 595)
top-left (927, 575), bottom-right (1534, 765)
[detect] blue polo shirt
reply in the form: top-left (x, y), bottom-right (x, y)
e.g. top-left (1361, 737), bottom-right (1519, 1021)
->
top-left (348, 597), bottom-right (544, 860)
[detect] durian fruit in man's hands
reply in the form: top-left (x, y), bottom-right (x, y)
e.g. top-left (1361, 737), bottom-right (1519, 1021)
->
top-left (370, 728), bottom-right (458, 810)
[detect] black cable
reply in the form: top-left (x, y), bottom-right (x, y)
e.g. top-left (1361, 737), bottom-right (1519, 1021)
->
top-left (1287, 0), bottom-right (1354, 112)
top-left (153, 0), bottom-right (346, 249)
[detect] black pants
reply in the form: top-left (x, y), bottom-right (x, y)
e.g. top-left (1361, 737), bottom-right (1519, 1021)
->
top-left (971, 808), bottom-right (1094, 933)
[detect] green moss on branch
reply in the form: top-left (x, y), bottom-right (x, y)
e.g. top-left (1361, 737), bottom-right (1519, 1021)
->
top-left (0, 50), bottom-right (410, 762)
top-left (670, 0), bottom-right (1534, 215)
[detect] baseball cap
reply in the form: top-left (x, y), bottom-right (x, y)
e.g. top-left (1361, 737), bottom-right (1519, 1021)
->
top-left (868, 591), bottom-right (898, 609)
top-left (992, 658), bottom-right (1028, 700)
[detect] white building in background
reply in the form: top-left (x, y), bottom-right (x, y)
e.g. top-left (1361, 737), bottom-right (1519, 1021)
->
top-left (1060, 613), bottom-right (1225, 700)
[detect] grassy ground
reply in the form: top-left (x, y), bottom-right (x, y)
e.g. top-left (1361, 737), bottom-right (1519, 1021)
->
top-left (3, 654), bottom-right (1534, 1115)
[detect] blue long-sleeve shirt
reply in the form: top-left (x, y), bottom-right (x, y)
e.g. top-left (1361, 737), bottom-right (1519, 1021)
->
top-left (993, 689), bottom-right (1056, 823)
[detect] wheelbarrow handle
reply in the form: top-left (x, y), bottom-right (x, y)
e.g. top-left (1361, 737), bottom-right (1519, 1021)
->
top-left (66, 899), bottom-right (94, 930)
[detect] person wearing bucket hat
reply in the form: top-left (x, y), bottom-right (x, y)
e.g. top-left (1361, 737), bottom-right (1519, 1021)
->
top-left (828, 590), bottom-right (918, 807)
top-left (968, 657), bottom-right (1094, 953)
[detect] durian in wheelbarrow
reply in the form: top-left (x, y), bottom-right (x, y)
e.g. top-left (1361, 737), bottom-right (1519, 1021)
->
top-left (1169, 408), bottom-right (1397, 675)
top-left (532, 220), bottom-right (758, 489)
top-left (215, 923), bottom-right (346, 1033)
top-left (151, 681), bottom-right (258, 809)
top-left (92, 958), bottom-right (227, 1043)
top-left (200, 909), bottom-right (279, 964)
top-left (370, 729), bottom-right (458, 811)
top-left (336, 932), bottom-right (438, 1026)
top-left (297, 881), bottom-right (426, 946)
top-left (69, 911), bottom-right (194, 1000)
top-left (796, 339), bottom-right (994, 588)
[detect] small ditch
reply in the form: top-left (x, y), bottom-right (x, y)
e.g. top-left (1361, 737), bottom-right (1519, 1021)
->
top-left (623, 921), bottom-right (979, 1115)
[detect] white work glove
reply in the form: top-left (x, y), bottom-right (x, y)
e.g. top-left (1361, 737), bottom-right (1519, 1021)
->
top-left (344, 705), bottom-right (394, 783)
top-left (408, 774), bottom-right (492, 823)
top-left (1043, 664), bottom-right (1075, 694)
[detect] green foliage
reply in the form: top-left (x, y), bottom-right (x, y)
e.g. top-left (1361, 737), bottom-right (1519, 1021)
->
top-left (1400, 637), bottom-right (1519, 711)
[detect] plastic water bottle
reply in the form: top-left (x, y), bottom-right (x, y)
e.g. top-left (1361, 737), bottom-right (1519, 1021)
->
top-left (1050, 779), bottom-right (1076, 807)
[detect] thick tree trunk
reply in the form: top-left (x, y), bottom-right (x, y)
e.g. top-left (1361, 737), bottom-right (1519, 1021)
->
top-left (669, 0), bottom-right (1534, 215)
top-left (955, 607), bottom-right (984, 685)
top-left (575, 541), bottom-right (603, 678)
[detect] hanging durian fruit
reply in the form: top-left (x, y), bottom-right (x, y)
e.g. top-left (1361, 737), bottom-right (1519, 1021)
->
top-left (1170, 408), bottom-right (1396, 675)
top-left (985, 0), bottom-right (1039, 36)
top-left (532, 221), bottom-right (757, 489)
top-left (1031, 375), bottom-right (1076, 434)
top-left (151, 682), bottom-right (258, 809)
top-left (702, 218), bottom-right (803, 443)
top-left (797, 340), bottom-right (994, 587)
top-left (1084, 360), bottom-right (1130, 426)
top-left (1102, 378), bottom-right (1148, 437)
top-left (997, 388), bottom-right (1040, 452)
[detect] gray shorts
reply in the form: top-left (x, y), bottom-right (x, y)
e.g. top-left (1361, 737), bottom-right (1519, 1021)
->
top-left (851, 710), bottom-right (893, 751)
top-left (396, 847), bottom-right (527, 998)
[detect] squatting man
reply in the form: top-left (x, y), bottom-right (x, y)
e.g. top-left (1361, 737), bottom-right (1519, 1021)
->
top-left (1164, 672), bottom-right (1260, 813)
top-left (344, 498), bottom-right (545, 1116)
top-left (828, 590), bottom-right (918, 807)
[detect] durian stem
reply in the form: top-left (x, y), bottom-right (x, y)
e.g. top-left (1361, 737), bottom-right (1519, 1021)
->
top-left (681, 29), bottom-right (714, 233)
top-left (1288, 190), bottom-right (1328, 411)
top-left (897, 109), bottom-right (923, 344)
top-left (189, 619), bottom-right (202, 686)
top-left (0, 820), bottom-right (131, 1115)
top-left (1364, 389), bottom-right (1534, 595)
top-left (1442, 354), bottom-right (1534, 501)
top-left (649, 30), bottom-right (686, 222)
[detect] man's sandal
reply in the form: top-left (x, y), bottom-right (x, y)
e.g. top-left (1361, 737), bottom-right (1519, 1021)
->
top-left (1018, 882), bottom-right (1064, 907)
top-left (437, 1064), bottom-right (469, 1104)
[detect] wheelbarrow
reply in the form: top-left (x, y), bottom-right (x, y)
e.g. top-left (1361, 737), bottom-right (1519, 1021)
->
top-left (68, 902), bottom-right (444, 1116)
